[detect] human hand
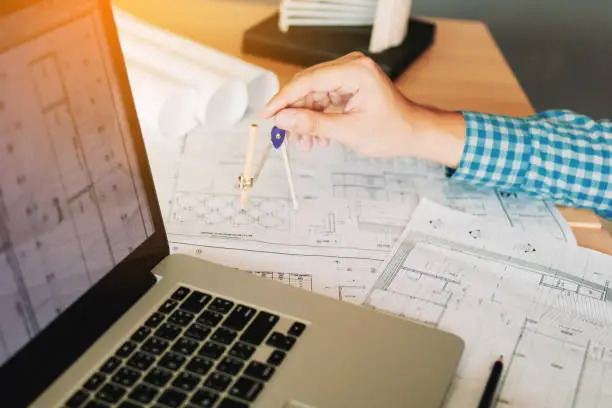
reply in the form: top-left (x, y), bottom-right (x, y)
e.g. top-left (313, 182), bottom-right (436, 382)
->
top-left (260, 52), bottom-right (466, 166)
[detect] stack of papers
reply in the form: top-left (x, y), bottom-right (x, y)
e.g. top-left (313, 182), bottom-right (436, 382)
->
top-left (140, 99), bottom-right (612, 405)
top-left (278, 0), bottom-right (413, 53)
top-left (366, 199), bottom-right (612, 407)
top-left (138, 98), bottom-right (612, 404)
top-left (278, 0), bottom-right (378, 31)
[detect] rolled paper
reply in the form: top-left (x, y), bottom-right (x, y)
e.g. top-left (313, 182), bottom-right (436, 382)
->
top-left (124, 59), bottom-right (199, 139)
top-left (113, 7), bottom-right (279, 111)
top-left (119, 32), bottom-right (248, 129)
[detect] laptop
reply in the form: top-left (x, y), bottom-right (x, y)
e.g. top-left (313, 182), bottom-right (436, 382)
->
top-left (0, 1), bottom-right (464, 407)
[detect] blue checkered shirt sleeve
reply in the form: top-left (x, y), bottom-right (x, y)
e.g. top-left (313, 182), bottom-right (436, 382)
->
top-left (447, 110), bottom-right (612, 219)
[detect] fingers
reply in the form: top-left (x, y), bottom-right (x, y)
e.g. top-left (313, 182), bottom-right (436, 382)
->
top-left (316, 136), bottom-right (330, 148)
top-left (275, 108), bottom-right (344, 143)
top-left (261, 58), bottom-right (370, 118)
top-left (286, 131), bottom-right (315, 151)
top-left (299, 135), bottom-right (313, 151)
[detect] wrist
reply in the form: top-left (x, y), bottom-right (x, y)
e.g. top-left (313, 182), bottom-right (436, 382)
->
top-left (408, 105), bottom-right (467, 168)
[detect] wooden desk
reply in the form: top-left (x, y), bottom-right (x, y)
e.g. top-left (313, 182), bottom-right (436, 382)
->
top-left (113, 0), bottom-right (612, 254)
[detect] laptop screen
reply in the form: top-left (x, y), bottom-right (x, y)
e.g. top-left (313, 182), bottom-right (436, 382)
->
top-left (0, 0), bottom-right (155, 368)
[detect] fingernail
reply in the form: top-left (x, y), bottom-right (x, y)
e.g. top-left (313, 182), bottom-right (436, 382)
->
top-left (300, 138), bottom-right (310, 151)
top-left (275, 110), bottom-right (296, 129)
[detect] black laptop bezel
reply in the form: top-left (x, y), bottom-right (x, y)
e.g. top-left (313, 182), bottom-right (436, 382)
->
top-left (0, 0), bottom-right (170, 406)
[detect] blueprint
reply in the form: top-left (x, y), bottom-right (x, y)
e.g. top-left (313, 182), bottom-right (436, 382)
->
top-left (169, 240), bottom-right (384, 304)
top-left (365, 200), bottom-right (612, 408)
top-left (136, 108), bottom-right (580, 315)
top-left (143, 112), bottom-right (575, 258)
top-left (0, 1), bottom-right (153, 365)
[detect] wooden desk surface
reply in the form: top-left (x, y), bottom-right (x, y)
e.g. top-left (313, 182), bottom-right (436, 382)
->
top-left (114, 0), bottom-right (612, 254)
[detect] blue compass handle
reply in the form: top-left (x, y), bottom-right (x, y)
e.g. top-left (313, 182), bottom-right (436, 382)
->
top-left (271, 126), bottom-right (286, 149)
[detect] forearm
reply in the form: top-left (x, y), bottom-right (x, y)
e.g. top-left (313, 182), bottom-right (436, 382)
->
top-left (422, 108), bottom-right (612, 217)
top-left (408, 104), bottom-right (467, 168)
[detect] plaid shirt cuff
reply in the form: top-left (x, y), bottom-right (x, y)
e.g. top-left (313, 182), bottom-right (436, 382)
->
top-left (447, 110), bottom-right (612, 219)
top-left (448, 111), bottom-right (532, 189)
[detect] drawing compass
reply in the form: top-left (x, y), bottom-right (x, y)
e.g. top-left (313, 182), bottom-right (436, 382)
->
top-left (238, 124), bottom-right (298, 210)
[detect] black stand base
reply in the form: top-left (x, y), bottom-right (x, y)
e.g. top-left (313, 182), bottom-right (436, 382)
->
top-left (241, 13), bottom-right (436, 81)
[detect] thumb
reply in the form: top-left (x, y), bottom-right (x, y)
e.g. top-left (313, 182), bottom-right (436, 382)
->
top-left (275, 108), bottom-right (344, 139)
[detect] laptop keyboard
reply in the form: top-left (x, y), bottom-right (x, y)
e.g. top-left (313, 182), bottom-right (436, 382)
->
top-left (64, 286), bottom-right (307, 408)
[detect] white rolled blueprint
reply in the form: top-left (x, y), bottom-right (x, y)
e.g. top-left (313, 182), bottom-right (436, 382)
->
top-left (119, 32), bottom-right (248, 130)
top-left (124, 60), bottom-right (199, 139)
top-left (113, 7), bottom-right (279, 111)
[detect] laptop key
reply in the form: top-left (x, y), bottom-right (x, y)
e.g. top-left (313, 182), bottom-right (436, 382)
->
top-left (266, 332), bottom-right (295, 351)
top-left (211, 327), bottom-right (237, 345)
top-left (145, 312), bottom-right (165, 328)
top-left (83, 372), bottom-right (106, 391)
top-left (158, 351), bottom-right (186, 371)
top-left (126, 351), bottom-right (156, 371)
top-left (228, 376), bottom-right (263, 402)
top-left (218, 397), bottom-right (249, 408)
top-left (185, 323), bottom-right (211, 341)
top-left (131, 326), bottom-right (151, 343)
top-left (118, 401), bottom-right (139, 408)
top-left (222, 305), bottom-right (256, 331)
top-left (208, 298), bottom-right (234, 314)
top-left (169, 309), bottom-right (195, 327)
top-left (96, 382), bottom-right (126, 404)
top-left (217, 356), bottom-right (244, 376)
top-left (186, 356), bottom-right (214, 376)
top-left (100, 356), bottom-right (121, 374)
top-left (288, 322), bottom-right (306, 337)
top-left (203, 371), bottom-right (232, 392)
top-left (172, 336), bottom-right (199, 356)
top-left (141, 337), bottom-right (170, 355)
top-left (228, 342), bottom-right (255, 360)
top-left (172, 371), bottom-right (201, 392)
top-left (240, 311), bottom-right (279, 345)
top-left (198, 341), bottom-right (226, 360)
top-left (181, 291), bottom-right (212, 314)
top-left (84, 400), bottom-right (108, 408)
top-left (116, 341), bottom-right (137, 358)
top-left (158, 388), bottom-right (187, 407)
top-left (155, 322), bottom-right (182, 341)
top-left (66, 389), bottom-right (89, 407)
top-left (198, 310), bottom-right (224, 327)
top-left (144, 367), bottom-right (173, 387)
top-left (111, 367), bottom-right (141, 387)
top-left (267, 349), bottom-right (286, 366)
top-left (128, 383), bottom-right (158, 404)
top-left (190, 388), bottom-right (219, 407)
top-left (171, 286), bottom-right (191, 301)
top-left (244, 361), bottom-right (275, 381)
top-left (158, 299), bottom-right (179, 314)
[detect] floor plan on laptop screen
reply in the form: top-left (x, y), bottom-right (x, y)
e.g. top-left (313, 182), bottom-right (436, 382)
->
top-left (0, 3), bottom-right (153, 366)
top-left (365, 200), bottom-right (612, 408)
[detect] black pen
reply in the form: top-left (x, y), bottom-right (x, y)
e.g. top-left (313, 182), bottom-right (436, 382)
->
top-left (478, 355), bottom-right (503, 408)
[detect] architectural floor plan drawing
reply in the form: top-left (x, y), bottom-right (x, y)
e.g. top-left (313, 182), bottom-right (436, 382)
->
top-left (143, 112), bottom-right (575, 252)
top-left (169, 240), bottom-right (384, 304)
top-left (365, 200), bottom-right (612, 407)
top-left (0, 5), bottom-right (153, 365)
top-left (136, 111), bottom-right (577, 301)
